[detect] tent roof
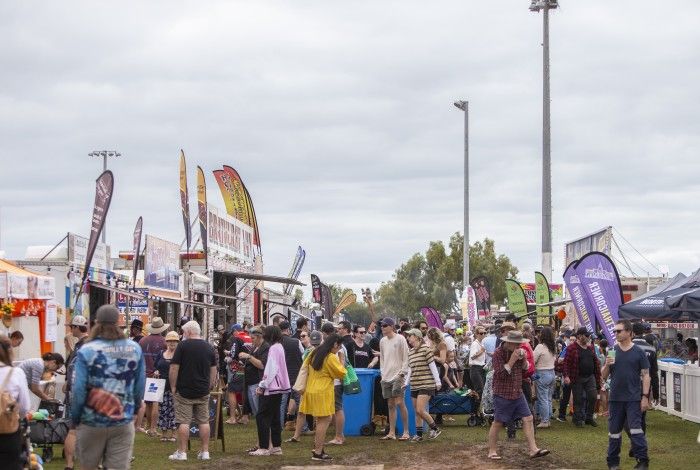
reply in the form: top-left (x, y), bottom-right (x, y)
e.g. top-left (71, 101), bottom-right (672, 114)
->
top-left (0, 259), bottom-right (44, 277)
top-left (619, 269), bottom-right (700, 321)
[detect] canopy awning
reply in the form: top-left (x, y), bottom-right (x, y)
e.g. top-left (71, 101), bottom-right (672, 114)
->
top-left (0, 259), bottom-right (56, 299)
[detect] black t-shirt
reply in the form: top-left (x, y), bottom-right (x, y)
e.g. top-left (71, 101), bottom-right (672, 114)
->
top-left (578, 346), bottom-right (595, 378)
top-left (244, 342), bottom-right (269, 386)
top-left (351, 342), bottom-right (374, 368)
top-left (171, 339), bottom-right (216, 399)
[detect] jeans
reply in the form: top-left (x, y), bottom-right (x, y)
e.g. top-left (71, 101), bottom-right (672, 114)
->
top-left (247, 384), bottom-right (260, 416)
top-left (256, 393), bottom-right (283, 449)
top-left (280, 392), bottom-right (290, 426)
top-left (572, 375), bottom-right (596, 424)
top-left (535, 369), bottom-right (555, 423)
top-left (607, 401), bottom-right (648, 466)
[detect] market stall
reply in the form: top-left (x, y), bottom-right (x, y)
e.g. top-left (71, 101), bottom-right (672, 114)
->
top-left (0, 259), bottom-right (58, 359)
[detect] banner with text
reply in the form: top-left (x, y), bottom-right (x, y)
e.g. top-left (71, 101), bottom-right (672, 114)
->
top-left (505, 279), bottom-right (528, 318)
top-left (565, 227), bottom-right (612, 267)
top-left (563, 261), bottom-right (597, 334)
top-left (179, 150), bottom-right (192, 252)
top-left (144, 235), bottom-right (181, 292)
top-left (534, 271), bottom-right (552, 326)
top-left (207, 205), bottom-right (253, 265)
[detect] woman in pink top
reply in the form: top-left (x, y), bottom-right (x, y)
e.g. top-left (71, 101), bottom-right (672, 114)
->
top-left (250, 326), bottom-right (291, 456)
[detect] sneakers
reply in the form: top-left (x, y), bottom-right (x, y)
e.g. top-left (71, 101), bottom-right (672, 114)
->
top-left (248, 448), bottom-right (270, 456)
top-left (536, 422), bottom-right (551, 428)
top-left (269, 447), bottom-right (283, 455)
top-left (312, 450), bottom-right (333, 461)
top-left (633, 459), bottom-right (649, 470)
top-left (585, 419), bottom-right (598, 427)
top-left (197, 451), bottom-right (210, 460)
top-left (168, 450), bottom-right (187, 461)
top-left (556, 416), bottom-right (567, 423)
top-left (428, 428), bottom-right (442, 440)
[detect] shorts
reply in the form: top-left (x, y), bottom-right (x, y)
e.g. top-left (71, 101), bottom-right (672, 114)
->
top-left (76, 423), bottom-right (135, 470)
top-left (410, 388), bottom-right (435, 399)
top-left (174, 392), bottom-right (210, 425)
top-left (334, 384), bottom-right (343, 411)
top-left (227, 372), bottom-right (245, 393)
top-left (381, 377), bottom-right (405, 399)
top-left (493, 394), bottom-right (532, 424)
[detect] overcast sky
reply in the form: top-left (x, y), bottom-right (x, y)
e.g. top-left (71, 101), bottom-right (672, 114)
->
top-left (1, 1), bottom-right (698, 297)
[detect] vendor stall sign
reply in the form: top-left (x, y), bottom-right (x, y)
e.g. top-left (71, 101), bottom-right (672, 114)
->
top-left (116, 288), bottom-right (149, 315)
top-left (207, 205), bottom-right (253, 266)
top-left (68, 232), bottom-right (110, 283)
top-left (0, 274), bottom-right (55, 300)
top-left (45, 300), bottom-right (58, 343)
top-left (650, 322), bottom-right (698, 330)
top-left (144, 235), bottom-right (180, 292)
top-left (659, 370), bottom-right (667, 408)
top-left (673, 372), bottom-right (682, 412)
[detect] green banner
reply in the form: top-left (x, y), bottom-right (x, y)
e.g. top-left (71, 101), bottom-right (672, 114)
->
top-left (535, 271), bottom-right (552, 326)
top-left (505, 279), bottom-right (527, 318)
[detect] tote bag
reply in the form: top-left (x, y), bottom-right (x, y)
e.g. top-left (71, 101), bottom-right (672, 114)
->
top-left (144, 378), bottom-right (166, 403)
top-left (293, 358), bottom-right (309, 394)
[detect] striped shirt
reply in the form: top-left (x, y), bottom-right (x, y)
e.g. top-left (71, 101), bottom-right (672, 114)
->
top-left (409, 344), bottom-right (435, 390)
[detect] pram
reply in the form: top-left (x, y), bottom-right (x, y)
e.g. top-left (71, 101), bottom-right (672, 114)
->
top-left (429, 389), bottom-right (486, 427)
top-left (27, 400), bottom-right (69, 463)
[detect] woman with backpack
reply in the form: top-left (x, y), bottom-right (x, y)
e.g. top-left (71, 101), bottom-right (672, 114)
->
top-left (0, 335), bottom-right (31, 470)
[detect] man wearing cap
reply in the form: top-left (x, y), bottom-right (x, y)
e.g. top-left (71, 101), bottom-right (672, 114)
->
top-left (63, 315), bottom-right (89, 470)
top-left (137, 317), bottom-right (169, 436)
top-left (130, 319), bottom-right (144, 344)
top-left (488, 330), bottom-right (549, 460)
top-left (378, 317), bottom-right (410, 441)
top-left (443, 319), bottom-right (457, 352)
top-left (563, 327), bottom-right (602, 428)
top-left (71, 305), bottom-right (146, 470)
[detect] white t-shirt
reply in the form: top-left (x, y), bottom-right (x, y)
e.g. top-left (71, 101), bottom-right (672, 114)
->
top-left (469, 339), bottom-right (486, 367)
top-left (0, 365), bottom-right (31, 415)
top-left (443, 333), bottom-right (456, 352)
top-left (379, 334), bottom-right (409, 382)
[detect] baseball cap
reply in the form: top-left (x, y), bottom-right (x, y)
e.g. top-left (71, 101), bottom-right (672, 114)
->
top-left (309, 330), bottom-right (322, 346)
top-left (380, 318), bottom-right (395, 327)
top-left (406, 328), bottom-right (423, 339)
top-left (95, 305), bottom-right (119, 324)
top-left (71, 315), bottom-right (88, 327)
top-left (230, 323), bottom-right (243, 332)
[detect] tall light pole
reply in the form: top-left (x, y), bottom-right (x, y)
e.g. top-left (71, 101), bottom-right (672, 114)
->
top-left (529, 0), bottom-right (557, 281)
top-left (453, 100), bottom-right (469, 290)
top-left (88, 150), bottom-right (120, 243)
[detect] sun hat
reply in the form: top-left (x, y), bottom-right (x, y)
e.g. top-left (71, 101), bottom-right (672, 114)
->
top-left (165, 331), bottom-right (180, 342)
top-left (500, 330), bottom-right (530, 344)
top-left (147, 317), bottom-right (170, 334)
top-left (95, 305), bottom-right (119, 324)
top-left (309, 330), bottom-right (322, 346)
top-left (71, 315), bottom-right (88, 327)
top-left (406, 328), bottom-right (423, 339)
top-left (500, 321), bottom-right (517, 331)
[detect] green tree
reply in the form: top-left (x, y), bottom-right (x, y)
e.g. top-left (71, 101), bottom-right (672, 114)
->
top-left (375, 234), bottom-right (518, 318)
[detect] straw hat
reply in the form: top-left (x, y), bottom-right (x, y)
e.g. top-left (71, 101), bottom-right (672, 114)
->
top-left (165, 331), bottom-right (180, 342)
top-left (147, 317), bottom-right (170, 334)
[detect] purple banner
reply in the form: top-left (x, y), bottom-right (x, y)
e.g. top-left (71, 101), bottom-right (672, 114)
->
top-left (421, 306), bottom-right (444, 330)
top-left (574, 252), bottom-right (624, 344)
top-left (563, 261), bottom-right (597, 335)
top-left (132, 216), bottom-right (143, 290)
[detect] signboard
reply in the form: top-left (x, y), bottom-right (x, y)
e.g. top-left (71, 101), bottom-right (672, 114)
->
top-left (45, 300), bottom-right (58, 342)
top-left (0, 274), bottom-right (55, 300)
top-left (144, 235), bottom-right (181, 292)
top-left (116, 288), bottom-right (149, 315)
top-left (565, 227), bottom-right (612, 267)
top-left (650, 322), bottom-right (698, 330)
top-left (521, 283), bottom-right (563, 304)
top-left (659, 369), bottom-right (667, 408)
top-left (207, 205), bottom-right (253, 266)
top-left (68, 232), bottom-right (110, 283)
top-left (189, 391), bottom-right (225, 451)
top-left (673, 372), bottom-right (682, 412)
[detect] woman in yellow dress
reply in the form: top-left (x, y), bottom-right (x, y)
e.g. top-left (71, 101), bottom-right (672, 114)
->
top-left (299, 333), bottom-right (346, 461)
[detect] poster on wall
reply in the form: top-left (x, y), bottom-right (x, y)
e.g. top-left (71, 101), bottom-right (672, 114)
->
top-left (45, 300), bottom-right (58, 343)
top-left (144, 235), bottom-right (181, 292)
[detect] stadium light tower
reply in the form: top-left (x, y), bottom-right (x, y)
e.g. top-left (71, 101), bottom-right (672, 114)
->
top-left (529, 0), bottom-right (558, 281)
top-left (453, 100), bottom-right (469, 289)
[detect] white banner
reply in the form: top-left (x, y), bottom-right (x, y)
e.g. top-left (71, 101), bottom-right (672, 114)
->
top-left (68, 232), bottom-right (110, 283)
top-left (207, 205), bottom-right (254, 265)
top-left (45, 300), bottom-right (58, 342)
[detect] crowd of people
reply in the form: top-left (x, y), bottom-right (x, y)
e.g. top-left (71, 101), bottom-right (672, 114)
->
top-left (0, 305), bottom-right (675, 469)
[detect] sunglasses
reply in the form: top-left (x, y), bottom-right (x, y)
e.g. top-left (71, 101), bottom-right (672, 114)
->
top-left (300, 334), bottom-right (308, 338)
top-left (614, 329), bottom-right (625, 334)
top-left (357, 330), bottom-right (366, 334)
top-left (381, 324), bottom-right (391, 328)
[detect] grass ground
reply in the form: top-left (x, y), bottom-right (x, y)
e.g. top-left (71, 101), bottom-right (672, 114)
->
top-left (44, 410), bottom-right (699, 469)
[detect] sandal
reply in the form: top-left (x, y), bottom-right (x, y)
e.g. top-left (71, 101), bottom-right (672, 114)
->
top-left (488, 454), bottom-right (502, 460)
top-left (326, 439), bottom-right (344, 445)
top-left (146, 430), bottom-right (161, 438)
top-left (379, 435), bottom-right (396, 440)
top-left (530, 449), bottom-right (550, 459)
top-left (398, 435), bottom-right (410, 441)
top-left (285, 437), bottom-right (300, 443)
top-left (159, 437), bottom-right (169, 442)
top-left (167, 437), bottom-right (176, 442)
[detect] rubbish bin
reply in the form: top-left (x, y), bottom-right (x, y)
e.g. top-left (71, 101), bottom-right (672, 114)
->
top-left (395, 384), bottom-right (416, 436)
top-left (343, 368), bottom-right (380, 436)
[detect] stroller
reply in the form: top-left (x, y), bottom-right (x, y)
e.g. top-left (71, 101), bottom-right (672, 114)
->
top-left (20, 418), bottom-right (45, 470)
top-left (27, 401), bottom-right (70, 463)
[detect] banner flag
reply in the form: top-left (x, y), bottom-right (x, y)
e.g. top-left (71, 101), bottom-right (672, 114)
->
top-left (311, 274), bottom-right (322, 303)
top-left (75, 170), bottom-right (114, 302)
top-left (196, 166), bottom-right (208, 268)
top-left (465, 286), bottom-right (478, 329)
top-left (241, 183), bottom-right (261, 249)
top-left (505, 279), bottom-right (528, 319)
top-left (563, 261), bottom-right (597, 334)
top-left (574, 251), bottom-right (624, 344)
top-left (179, 150), bottom-right (192, 252)
top-left (334, 291), bottom-right (357, 315)
top-left (420, 307), bottom-right (444, 330)
top-left (284, 247), bottom-right (303, 295)
top-left (470, 276), bottom-right (491, 318)
top-left (321, 283), bottom-right (334, 320)
top-left (286, 249), bottom-right (306, 295)
top-left (216, 166), bottom-right (251, 225)
top-left (534, 271), bottom-right (552, 326)
top-left (212, 169), bottom-right (237, 218)
top-left (131, 217), bottom-right (143, 290)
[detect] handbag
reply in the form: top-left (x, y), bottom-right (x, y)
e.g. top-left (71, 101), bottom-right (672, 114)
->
top-left (342, 364), bottom-right (361, 395)
top-left (293, 359), bottom-right (309, 394)
top-left (0, 368), bottom-right (19, 434)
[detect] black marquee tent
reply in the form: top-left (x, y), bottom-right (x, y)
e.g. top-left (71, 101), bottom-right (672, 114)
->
top-left (618, 270), bottom-right (700, 321)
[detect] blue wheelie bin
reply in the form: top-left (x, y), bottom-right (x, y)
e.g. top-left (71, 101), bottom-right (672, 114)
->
top-left (343, 368), bottom-right (380, 436)
top-left (395, 384), bottom-right (416, 436)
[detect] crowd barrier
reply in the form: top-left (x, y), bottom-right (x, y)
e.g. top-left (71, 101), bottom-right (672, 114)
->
top-left (657, 360), bottom-right (700, 423)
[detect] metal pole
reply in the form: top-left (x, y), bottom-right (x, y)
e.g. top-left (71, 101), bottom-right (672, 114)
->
top-left (541, 3), bottom-right (553, 281)
top-left (463, 102), bottom-right (469, 288)
top-left (102, 154), bottom-right (107, 244)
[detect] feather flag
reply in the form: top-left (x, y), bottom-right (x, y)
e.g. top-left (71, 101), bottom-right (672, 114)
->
top-left (179, 150), bottom-right (192, 252)
top-left (334, 291), bottom-right (357, 315)
top-left (196, 166), bottom-right (208, 268)
top-left (420, 306), bottom-right (444, 330)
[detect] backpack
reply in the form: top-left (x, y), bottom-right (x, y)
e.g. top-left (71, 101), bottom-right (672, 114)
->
top-left (0, 368), bottom-right (20, 434)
